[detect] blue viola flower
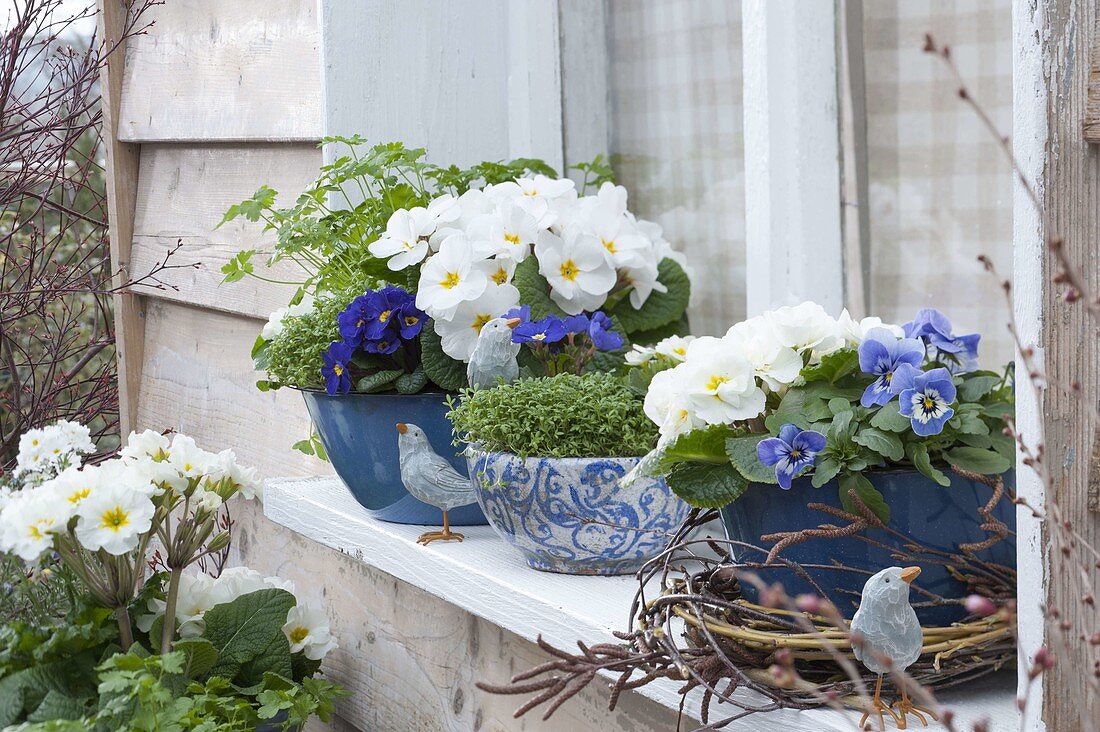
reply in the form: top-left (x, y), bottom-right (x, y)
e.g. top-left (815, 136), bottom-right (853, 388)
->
top-left (587, 311), bottom-right (623, 351)
top-left (890, 364), bottom-right (956, 436)
top-left (336, 295), bottom-right (371, 347)
top-left (756, 424), bottom-right (827, 489)
top-left (322, 341), bottom-right (355, 395)
top-left (512, 316), bottom-right (568, 345)
top-left (857, 327), bottom-right (925, 408)
top-left (902, 308), bottom-right (980, 373)
top-left (562, 313), bottom-right (590, 335)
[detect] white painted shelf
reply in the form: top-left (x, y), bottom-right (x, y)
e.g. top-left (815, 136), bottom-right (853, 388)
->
top-left (265, 476), bottom-right (1018, 730)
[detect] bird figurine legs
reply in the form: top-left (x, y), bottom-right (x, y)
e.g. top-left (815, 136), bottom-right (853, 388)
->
top-left (859, 675), bottom-right (904, 730)
top-left (417, 511), bottom-right (465, 545)
top-left (891, 685), bottom-right (936, 728)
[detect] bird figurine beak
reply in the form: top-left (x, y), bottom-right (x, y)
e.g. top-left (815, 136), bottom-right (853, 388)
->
top-left (395, 423), bottom-right (408, 435)
top-left (505, 317), bottom-right (521, 329)
top-left (900, 566), bottom-right (921, 584)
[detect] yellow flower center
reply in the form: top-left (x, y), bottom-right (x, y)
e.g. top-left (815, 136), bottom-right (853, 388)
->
top-left (789, 449), bottom-right (802, 459)
top-left (673, 347), bottom-right (686, 356)
top-left (532, 333), bottom-right (547, 341)
top-left (333, 364), bottom-right (344, 376)
top-left (441, 272), bottom-right (462, 289)
top-left (31, 438), bottom-right (39, 447)
top-left (68, 488), bottom-right (92, 504)
top-left (472, 314), bottom-right (493, 331)
top-left (523, 189), bottom-right (538, 197)
top-left (706, 374), bottom-right (730, 392)
top-left (559, 260), bottom-right (579, 282)
top-left (379, 309), bottom-right (392, 323)
top-left (504, 232), bottom-right (520, 246)
top-left (100, 506), bottom-right (130, 533)
top-left (602, 238), bottom-right (617, 254)
top-left (356, 318), bottom-right (364, 328)
top-left (289, 626), bottom-right (310, 644)
top-left (491, 267), bottom-right (509, 285)
top-left (923, 396), bottom-right (935, 410)
top-left (404, 315), bottom-right (419, 327)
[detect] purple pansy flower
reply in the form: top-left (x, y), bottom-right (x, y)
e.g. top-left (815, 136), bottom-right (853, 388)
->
top-left (587, 311), bottom-right (623, 351)
top-left (890, 364), bottom-right (956, 436)
top-left (902, 308), bottom-right (980, 373)
top-left (512, 316), bottom-right (568, 345)
top-left (756, 424), bottom-right (827, 489)
top-left (322, 341), bottom-right (355, 395)
top-left (857, 327), bottom-right (925, 407)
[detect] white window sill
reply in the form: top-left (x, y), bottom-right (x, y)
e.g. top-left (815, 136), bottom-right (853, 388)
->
top-left (265, 476), bottom-right (1017, 730)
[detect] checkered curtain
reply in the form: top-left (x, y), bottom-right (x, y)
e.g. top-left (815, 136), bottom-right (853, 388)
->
top-left (863, 0), bottom-right (1014, 366)
top-left (606, 0), bottom-right (1013, 365)
top-left (608, 0), bottom-right (746, 336)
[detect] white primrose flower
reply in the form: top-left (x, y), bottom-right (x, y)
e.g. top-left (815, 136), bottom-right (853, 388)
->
top-left (13, 428), bottom-right (50, 477)
top-left (282, 605), bottom-right (339, 661)
top-left (763, 302), bottom-right (844, 358)
top-left (0, 490), bottom-right (71, 562)
top-left (74, 481), bottom-right (155, 555)
top-left (534, 226), bottom-right (617, 315)
top-left (433, 283), bottom-right (520, 361)
top-left (429, 189), bottom-right (496, 249)
top-left (621, 256), bottom-right (667, 309)
top-left (579, 195), bottom-right (650, 269)
top-left (55, 420), bottom-right (96, 455)
top-left (625, 344), bottom-right (656, 366)
top-left (48, 465), bottom-right (99, 507)
top-left (725, 320), bottom-right (802, 391)
top-left (836, 308), bottom-right (905, 346)
top-left (120, 429), bottom-right (170, 462)
top-left (643, 365), bottom-right (707, 440)
top-left (680, 337), bottom-right (767, 424)
top-left (166, 434), bottom-right (218, 483)
top-left (415, 234), bottom-right (490, 320)
top-left (654, 335), bottom-right (695, 363)
top-left (170, 570), bottom-right (218, 637)
top-left (467, 199), bottom-right (539, 262)
top-left (368, 204), bottom-right (444, 271)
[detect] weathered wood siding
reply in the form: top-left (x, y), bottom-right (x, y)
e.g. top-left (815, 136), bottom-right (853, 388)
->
top-left (102, 1), bottom-right (674, 729)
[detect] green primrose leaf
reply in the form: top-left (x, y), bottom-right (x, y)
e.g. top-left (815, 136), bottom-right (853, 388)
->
top-left (395, 367), bottom-right (429, 394)
top-left (356, 369), bottom-right (403, 394)
top-left (838, 472), bottom-right (890, 523)
top-left (420, 327), bottom-right (468, 391)
top-left (665, 461), bottom-right (749, 509)
top-left (801, 349), bottom-right (860, 384)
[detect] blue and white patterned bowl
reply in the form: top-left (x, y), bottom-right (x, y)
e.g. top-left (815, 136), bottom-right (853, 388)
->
top-left (466, 450), bottom-right (690, 575)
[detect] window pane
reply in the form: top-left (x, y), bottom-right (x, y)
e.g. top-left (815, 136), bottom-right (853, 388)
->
top-left (608, 0), bottom-right (745, 335)
top-left (863, 0), bottom-right (1013, 364)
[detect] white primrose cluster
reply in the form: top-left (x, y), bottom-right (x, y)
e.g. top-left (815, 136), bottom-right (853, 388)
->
top-left (137, 567), bottom-right (338, 661)
top-left (12, 419), bottom-right (96, 484)
top-left (0, 429), bottom-right (262, 564)
top-left (367, 175), bottom-right (691, 361)
top-left (642, 302), bottom-right (902, 442)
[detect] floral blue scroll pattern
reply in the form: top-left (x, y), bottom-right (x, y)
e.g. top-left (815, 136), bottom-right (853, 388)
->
top-left (467, 451), bottom-right (689, 575)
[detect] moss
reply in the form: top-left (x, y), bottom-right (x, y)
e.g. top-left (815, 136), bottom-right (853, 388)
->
top-left (447, 373), bottom-right (658, 458)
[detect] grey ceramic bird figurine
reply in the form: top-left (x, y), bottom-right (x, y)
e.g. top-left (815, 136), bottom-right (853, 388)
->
top-left (467, 316), bottom-right (522, 389)
top-left (851, 566), bottom-right (933, 729)
top-left (395, 422), bottom-right (476, 544)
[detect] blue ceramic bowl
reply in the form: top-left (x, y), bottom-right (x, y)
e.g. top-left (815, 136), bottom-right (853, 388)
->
top-left (301, 389), bottom-right (486, 525)
top-left (720, 469), bottom-right (1016, 625)
top-left (467, 450), bottom-right (690, 575)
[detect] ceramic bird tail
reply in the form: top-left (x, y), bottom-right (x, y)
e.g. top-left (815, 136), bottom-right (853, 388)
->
top-left (395, 422), bottom-right (475, 544)
top-left (850, 565), bottom-right (935, 729)
top-left (467, 317), bottom-right (522, 389)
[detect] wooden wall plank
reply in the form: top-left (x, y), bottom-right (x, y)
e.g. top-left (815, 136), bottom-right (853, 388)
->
top-left (230, 501), bottom-right (677, 731)
top-left (135, 299), bottom-right (327, 478)
top-left (130, 144), bottom-right (321, 319)
top-left (119, 0), bottom-right (322, 142)
top-left (98, 0), bottom-right (144, 435)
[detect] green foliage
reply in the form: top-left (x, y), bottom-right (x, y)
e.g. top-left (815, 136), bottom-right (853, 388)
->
top-left (264, 287), bottom-right (362, 390)
top-left (448, 373), bottom-right (658, 458)
top-left (609, 259), bottom-right (691, 335)
top-left (419, 327), bottom-right (468, 392)
top-left (570, 154), bottom-right (615, 194)
top-left (665, 462), bottom-right (748, 509)
top-left (202, 589), bottom-right (297, 687)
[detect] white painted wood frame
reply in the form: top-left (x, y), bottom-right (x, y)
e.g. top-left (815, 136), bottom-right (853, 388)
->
top-left (740, 0), bottom-right (846, 316)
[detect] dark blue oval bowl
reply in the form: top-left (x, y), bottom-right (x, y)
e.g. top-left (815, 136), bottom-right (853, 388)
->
top-left (720, 469), bottom-right (1016, 625)
top-left (301, 389), bottom-right (487, 526)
